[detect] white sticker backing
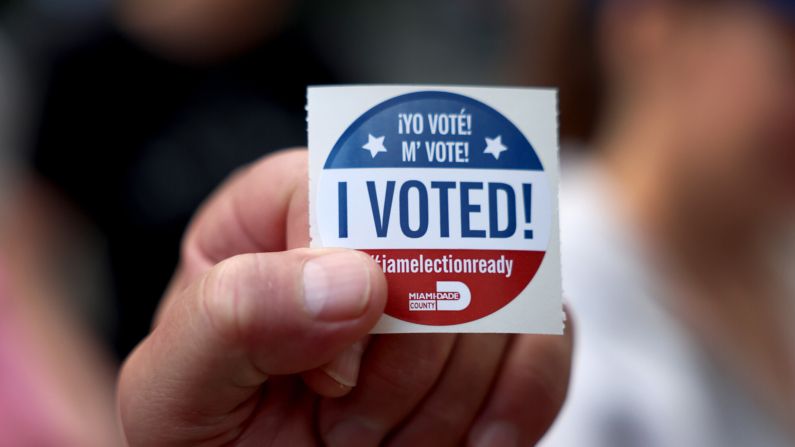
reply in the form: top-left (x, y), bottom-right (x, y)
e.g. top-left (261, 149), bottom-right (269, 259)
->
top-left (308, 85), bottom-right (562, 334)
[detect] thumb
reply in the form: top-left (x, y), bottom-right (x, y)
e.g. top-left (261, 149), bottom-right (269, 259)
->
top-left (118, 248), bottom-right (386, 447)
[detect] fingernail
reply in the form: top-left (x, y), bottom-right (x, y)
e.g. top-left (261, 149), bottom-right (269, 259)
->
top-left (321, 338), bottom-right (368, 387)
top-left (303, 251), bottom-right (371, 321)
top-left (325, 417), bottom-right (381, 447)
top-left (472, 421), bottom-right (519, 447)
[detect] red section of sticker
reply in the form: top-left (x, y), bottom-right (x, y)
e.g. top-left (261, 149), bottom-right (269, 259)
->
top-left (362, 249), bottom-right (545, 325)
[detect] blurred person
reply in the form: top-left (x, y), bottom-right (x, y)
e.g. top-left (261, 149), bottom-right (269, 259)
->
top-left (115, 0), bottom-right (294, 63)
top-left (0, 1), bottom-right (579, 446)
top-left (504, 0), bottom-right (602, 141)
top-left (33, 0), bottom-right (571, 360)
top-left (541, 0), bottom-right (795, 446)
top-left (32, 0), bottom-right (327, 358)
top-left (0, 24), bottom-right (122, 447)
top-left (27, 5), bottom-right (578, 445)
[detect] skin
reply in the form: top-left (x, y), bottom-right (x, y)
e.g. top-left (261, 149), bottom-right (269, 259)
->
top-left (117, 149), bottom-right (573, 447)
top-left (594, 0), bottom-right (795, 433)
top-left (0, 176), bottom-right (122, 447)
top-left (115, 0), bottom-right (293, 63)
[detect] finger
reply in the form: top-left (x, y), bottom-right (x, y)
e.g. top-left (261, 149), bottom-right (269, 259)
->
top-left (300, 336), bottom-right (372, 398)
top-left (158, 148), bottom-right (309, 324)
top-left (232, 375), bottom-right (320, 447)
top-left (182, 148), bottom-right (310, 284)
top-left (466, 313), bottom-right (574, 447)
top-left (385, 334), bottom-right (511, 447)
top-left (118, 248), bottom-right (387, 447)
top-left (318, 333), bottom-right (458, 447)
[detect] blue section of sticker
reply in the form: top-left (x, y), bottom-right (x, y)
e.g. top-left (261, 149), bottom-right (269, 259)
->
top-left (323, 91), bottom-right (544, 171)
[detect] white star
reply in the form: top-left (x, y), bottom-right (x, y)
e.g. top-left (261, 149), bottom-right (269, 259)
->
top-left (362, 134), bottom-right (387, 158)
top-left (483, 135), bottom-right (508, 160)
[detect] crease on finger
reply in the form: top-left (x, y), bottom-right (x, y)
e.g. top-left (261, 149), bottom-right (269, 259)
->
top-left (198, 258), bottom-right (270, 391)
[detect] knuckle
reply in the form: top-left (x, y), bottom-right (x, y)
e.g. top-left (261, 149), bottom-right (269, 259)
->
top-left (501, 337), bottom-right (571, 426)
top-left (367, 334), bottom-right (456, 396)
top-left (200, 255), bottom-right (253, 344)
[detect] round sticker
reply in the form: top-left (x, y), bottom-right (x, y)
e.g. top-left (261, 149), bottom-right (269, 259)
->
top-left (316, 91), bottom-right (551, 325)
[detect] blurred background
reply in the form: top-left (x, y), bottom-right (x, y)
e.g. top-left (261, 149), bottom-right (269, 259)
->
top-left (0, 0), bottom-right (599, 361)
top-left (1, 0), bottom-right (793, 446)
top-left (0, 2), bottom-right (600, 443)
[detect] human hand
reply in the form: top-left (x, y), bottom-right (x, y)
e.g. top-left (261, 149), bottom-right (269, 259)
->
top-left (118, 149), bottom-right (573, 447)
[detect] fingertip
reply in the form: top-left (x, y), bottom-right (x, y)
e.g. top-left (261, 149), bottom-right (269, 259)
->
top-left (301, 368), bottom-right (354, 398)
top-left (302, 251), bottom-right (373, 321)
top-left (196, 249), bottom-right (385, 378)
top-left (468, 421), bottom-right (520, 447)
top-left (301, 334), bottom-right (371, 398)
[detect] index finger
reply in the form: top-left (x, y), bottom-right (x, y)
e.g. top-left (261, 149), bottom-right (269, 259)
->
top-left (155, 148), bottom-right (310, 325)
top-left (181, 148), bottom-right (310, 285)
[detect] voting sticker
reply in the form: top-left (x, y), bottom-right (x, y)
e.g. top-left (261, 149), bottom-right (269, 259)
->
top-left (308, 85), bottom-right (563, 334)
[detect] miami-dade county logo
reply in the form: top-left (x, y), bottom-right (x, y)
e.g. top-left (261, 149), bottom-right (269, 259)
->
top-left (315, 91), bottom-right (551, 326)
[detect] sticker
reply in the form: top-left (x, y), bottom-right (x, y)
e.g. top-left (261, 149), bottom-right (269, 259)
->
top-left (308, 85), bottom-right (562, 334)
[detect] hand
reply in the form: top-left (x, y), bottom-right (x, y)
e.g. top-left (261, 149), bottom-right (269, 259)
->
top-left (118, 149), bottom-right (573, 447)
